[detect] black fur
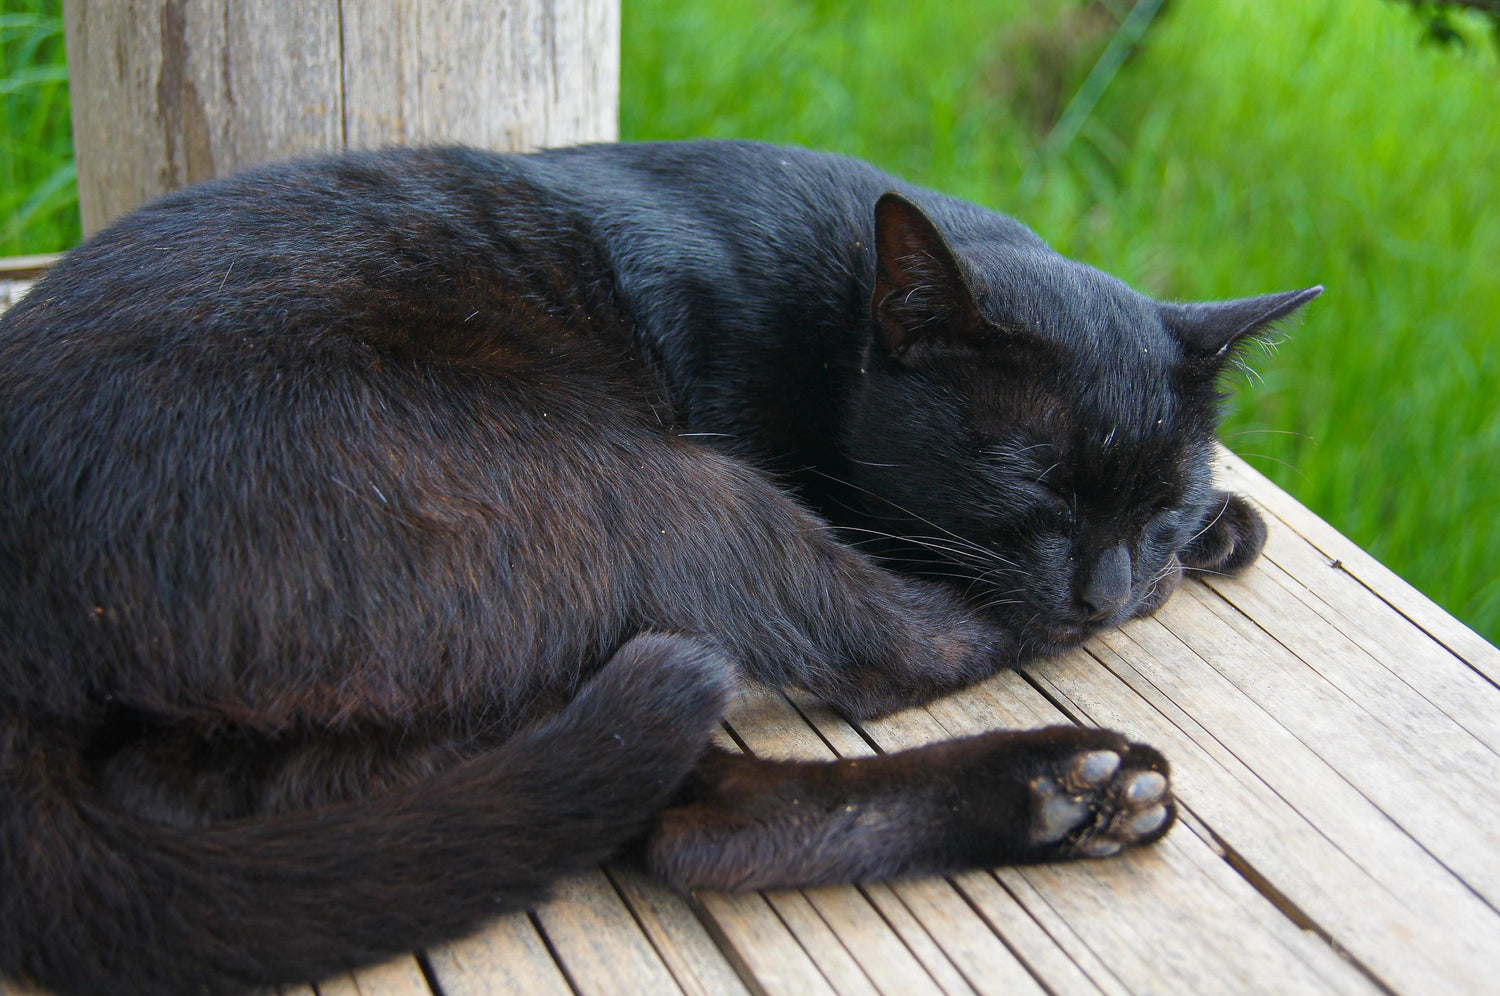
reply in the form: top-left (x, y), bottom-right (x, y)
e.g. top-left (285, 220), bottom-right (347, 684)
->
top-left (0, 140), bottom-right (1318, 994)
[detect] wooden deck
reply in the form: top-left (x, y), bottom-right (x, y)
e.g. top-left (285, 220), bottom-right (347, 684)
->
top-left (3, 269), bottom-right (1498, 993)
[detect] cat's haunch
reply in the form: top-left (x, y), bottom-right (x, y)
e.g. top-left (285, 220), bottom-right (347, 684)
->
top-left (0, 141), bottom-right (1318, 995)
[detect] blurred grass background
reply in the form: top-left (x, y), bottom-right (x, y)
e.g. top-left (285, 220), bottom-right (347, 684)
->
top-left (4, 0), bottom-right (1498, 643)
top-left (0, 0), bottom-right (74, 254)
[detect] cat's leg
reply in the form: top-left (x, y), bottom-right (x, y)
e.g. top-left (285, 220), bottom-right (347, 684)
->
top-left (645, 728), bottom-right (1173, 890)
top-left (642, 447), bottom-right (1019, 720)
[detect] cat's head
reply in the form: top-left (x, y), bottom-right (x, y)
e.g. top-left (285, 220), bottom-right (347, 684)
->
top-left (843, 193), bottom-right (1320, 652)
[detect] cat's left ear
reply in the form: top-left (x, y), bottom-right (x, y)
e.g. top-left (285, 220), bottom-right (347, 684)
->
top-left (1161, 286), bottom-right (1323, 368)
top-left (872, 193), bottom-right (983, 361)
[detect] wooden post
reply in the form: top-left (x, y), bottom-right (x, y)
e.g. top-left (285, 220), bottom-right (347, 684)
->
top-left (63, 0), bottom-right (620, 235)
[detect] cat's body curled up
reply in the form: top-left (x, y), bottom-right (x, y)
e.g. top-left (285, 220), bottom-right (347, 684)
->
top-left (0, 141), bottom-right (1318, 995)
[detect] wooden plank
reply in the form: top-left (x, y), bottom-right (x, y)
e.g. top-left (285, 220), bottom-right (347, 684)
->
top-left (1004, 816), bottom-right (1371, 995)
top-left (1160, 817), bottom-right (1371, 990)
top-left (782, 689), bottom-right (878, 758)
top-left (728, 683), bottom-right (843, 758)
top-left (316, 955), bottom-right (433, 996)
top-left (1215, 448), bottom-right (1500, 683)
top-left (0, 252), bottom-right (48, 314)
top-left (687, 720), bottom-right (842, 996)
top-left (847, 692), bottom-right (1117, 993)
top-left (952, 869), bottom-right (1120, 996)
top-left (1072, 611), bottom-right (1500, 993)
top-left (854, 882), bottom-right (979, 996)
top-left (1170, 580), bottom-right (1500, 907)
top-left (607, 867), bottom-right (751, 996)
top-left (0, 279), bottom-right (35, 312)
top-left (63, 0), bottom-right (345, 233)
top-left (1249, 522), bottom-right (1500, 752)
top-left (0, 254), bottom-right (58, 279)
top-left (759, 890), bottom-right (881, 996)
top-left (1204, 554), bottom-right (1500, 797)
top-left (799, 886), bottom-right (948, 995)
top-left (425, 911), bottom-right (572, 996)
top-left (791, 678), bottom-right (1352, 994)
top-left (532, 870), bottom-right (683, 995)
top-left (695, 891), bottom-right (840, 996)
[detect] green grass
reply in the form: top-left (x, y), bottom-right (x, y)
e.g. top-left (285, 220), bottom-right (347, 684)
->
top-left (4, 0), bottom-right (1498, 643)
top-left (0, 0), bottom-right (77, 253)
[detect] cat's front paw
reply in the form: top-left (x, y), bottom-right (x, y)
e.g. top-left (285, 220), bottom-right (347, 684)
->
top-left (1025, 732), bottom-right (1174, 859)
top-left (1179, 490), bottom-right (1267, 576)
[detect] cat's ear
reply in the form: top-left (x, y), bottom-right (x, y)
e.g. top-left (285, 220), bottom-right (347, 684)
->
top-left (872, 193), bottom-right (983, 360)
top-left (1161, 286), bottom-right (1323, 367)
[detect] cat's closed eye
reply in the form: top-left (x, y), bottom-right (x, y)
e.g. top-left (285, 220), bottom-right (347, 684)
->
top-left (1033, 475), bottom-right (1073, 508)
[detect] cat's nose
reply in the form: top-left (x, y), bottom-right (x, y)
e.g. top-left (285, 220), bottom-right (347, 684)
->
top-left (1081, 544), bottom-right (1132, 620)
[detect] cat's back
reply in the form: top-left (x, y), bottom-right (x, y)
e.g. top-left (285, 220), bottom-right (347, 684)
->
top-left (0, 146), bottom-right (663, 511)
top-left (1, 148), bottom-right (625, 363)
top-left (0, 147), bottom-right (663, 566)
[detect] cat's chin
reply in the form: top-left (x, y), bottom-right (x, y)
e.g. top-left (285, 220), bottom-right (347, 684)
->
top-left (987, 608), bottom-right (1100, 653)
top-left (1034, 612), bottom-right (1134, 652)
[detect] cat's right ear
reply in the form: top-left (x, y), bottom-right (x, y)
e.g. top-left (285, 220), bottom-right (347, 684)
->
top-left (872, 193), bottom-right (983, 361)
top-left (1160, 286), bottom-right (1323, 369)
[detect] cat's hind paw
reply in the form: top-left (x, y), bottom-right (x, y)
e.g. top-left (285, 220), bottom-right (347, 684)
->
top-left (1027, 737), bottom-right (1174, 859)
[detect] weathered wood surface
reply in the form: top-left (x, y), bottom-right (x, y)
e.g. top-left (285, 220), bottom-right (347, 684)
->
top-left (2, 272), bottom-right (1497, 993)
top-left (62, 0), bottom-right (619, 234)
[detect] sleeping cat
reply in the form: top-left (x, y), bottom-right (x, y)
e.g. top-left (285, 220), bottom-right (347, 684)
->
top-left (0, 140), bottom-right (1319, 995)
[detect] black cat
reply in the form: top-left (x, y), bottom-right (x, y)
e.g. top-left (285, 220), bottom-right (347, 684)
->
top-left (0, 141), bottom-right (1318, 995)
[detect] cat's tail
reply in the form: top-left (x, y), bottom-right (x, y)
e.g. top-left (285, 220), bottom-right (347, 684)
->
top-left (0, 633), bottom-right (735, 996)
